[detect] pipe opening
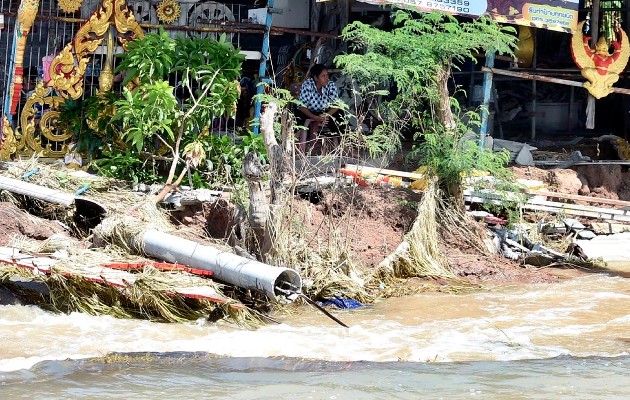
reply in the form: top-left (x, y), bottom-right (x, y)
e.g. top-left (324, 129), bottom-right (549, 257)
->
top-left (274, 270), bottom-right (302, 298)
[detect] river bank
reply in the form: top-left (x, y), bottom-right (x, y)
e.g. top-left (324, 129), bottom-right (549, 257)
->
top-left (0, 160), bottom-right (628, 318)
top-left (1, 166), bottom-right (628, 397)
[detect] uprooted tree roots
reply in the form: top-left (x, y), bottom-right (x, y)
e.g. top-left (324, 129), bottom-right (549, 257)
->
top-left (373, 182), bottom-right (454, 282)
top-left (268, 181), bottom-right (489, 302)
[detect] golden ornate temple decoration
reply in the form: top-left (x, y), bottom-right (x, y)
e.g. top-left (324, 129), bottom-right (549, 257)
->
top-left (1, 82), bottom-right (67, 159)
top-left (8, 0), bottom-right (40, 116)
top-left (0, 0), bottom-right (143, 160)
top-left (156, 0), bottom-right (181, 24)
top-left (58, 0), bottom-right (84, 13)
top-left (18, 82), bottom-right (67, 157)
top-left (1, 115), bottom-right (19, 160)
top-left (571, 20), bottom-right (630, 99)
top-left (48, 0), bottom-right (143, 99)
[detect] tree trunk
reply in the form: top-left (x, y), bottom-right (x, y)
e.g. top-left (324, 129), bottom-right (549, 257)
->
top-left (260, 102), bottom-right (284, 205)
top-left (269, 109), bottom-right (293, 205)
top-left (242, 102), bottom-right (292, 260)
top-left (446, 181), bottom-right (464, 209)
top-left (436, 62), bottom-right (456, 133)
top-left (242, 151), bottom-right (268, 258)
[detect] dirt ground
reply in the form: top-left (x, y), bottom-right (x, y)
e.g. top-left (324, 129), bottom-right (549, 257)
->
top-left (295, 184), bottom-right (563, 286)
top-left (3, 163), bottom-right (626, 291)
top-left (511, 164), bottom-right (630, 201)
top-left (0, 202), bottom-right (71, 245)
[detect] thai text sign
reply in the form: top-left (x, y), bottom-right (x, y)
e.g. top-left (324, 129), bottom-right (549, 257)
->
top-left (356, 0), bottom-right (579, 33)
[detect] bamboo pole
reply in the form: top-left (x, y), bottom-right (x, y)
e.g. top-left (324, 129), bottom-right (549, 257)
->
top-left (342, 164), bottom-right (426, 180)
top-left (481, 66), bottom-right (630, 96)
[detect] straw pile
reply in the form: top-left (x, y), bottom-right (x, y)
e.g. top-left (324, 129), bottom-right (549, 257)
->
top-left (266, 190), bottom-right (373, 304)
top-left (373, 181), bottom-right (455, 282)
top-left (0, 234), bottom-right (262, 326)
top-left (0, 160), bottom-right (264, 326)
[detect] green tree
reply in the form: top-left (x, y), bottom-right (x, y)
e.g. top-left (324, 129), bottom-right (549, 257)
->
top-left (113, 30), bottom-right (244, 201)
top-left (336, 11), bottom-right (517, 198)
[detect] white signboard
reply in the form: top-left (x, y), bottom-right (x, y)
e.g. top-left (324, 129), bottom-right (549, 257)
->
top-left (356, 0), bottom-right (580, 33)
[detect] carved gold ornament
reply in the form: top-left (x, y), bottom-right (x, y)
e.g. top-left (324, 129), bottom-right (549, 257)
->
top-left (57, 0), bottom-right (83, 13)
top-left (156, 0), bottom-right (181, 24)
top-left (48, 0), bottom-right (143, 99)
top-left (571, 20), bottom-right (630, 99)
top-left (18, 81), bottom-right (67, 157)
top-left (9, 0), bottom-right (40, 116)
top-left (1, 115), bottom-right (18, 160)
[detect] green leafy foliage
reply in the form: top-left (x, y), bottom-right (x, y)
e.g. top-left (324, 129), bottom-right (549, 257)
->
top-left (238, 130), bottom-right (267, 164)
top-left (171, 34), bottom-right (245, 135)
top-left (111, 31), bottom-right (245, 190)
top-left (412, 109), bottom-right (512, 193)
top-left (336, 11), bottom-right (518, 196)
top-left (56, 93), bottom-right (122, 159)
top-left (338, 11), bottom-right (516, 108)
top-left (91, 148), bottom-right (161, 184)
top-left (172, 33), bottom-right (244, 84)
top-left (181, 130), bottom-right (267, 187)
top-left (113, 81), bottom-right (180, 151)
top-left (115, 29), bottom-right (176, 86)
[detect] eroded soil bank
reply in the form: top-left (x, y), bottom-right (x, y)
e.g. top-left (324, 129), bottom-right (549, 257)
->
top-left (2, 163), bottom-right (625, 302)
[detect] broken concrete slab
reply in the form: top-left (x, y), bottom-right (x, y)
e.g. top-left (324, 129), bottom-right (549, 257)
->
top-left (576, 230), bottom-right (597, 239)
top-left (590, 222), bottom-right (630, 235)
top-left (493, 139), bottom-right (538, 166)
top-left (563, 218), bottom-right (586, 230)
top-left (524, 251), bottom-right (556, 267)
top-left (538, 221), bottom-right (567, 235)
top-left (574, 232), bottom-right (630, 263)
top-left (531, 243), bottom-right (567, 259)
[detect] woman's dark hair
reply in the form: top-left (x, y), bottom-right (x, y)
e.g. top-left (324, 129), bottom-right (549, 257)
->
top-left (309, 63), bottom-right (327, 79)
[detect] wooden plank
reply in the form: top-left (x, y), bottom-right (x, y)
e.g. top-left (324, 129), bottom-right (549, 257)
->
top-left (342, 164), bottom-right (426, 180)
top-left (534, 160), bottom-right (630, 166)
top-left (527, 198), bottom-right (630, 217)
top-left (527, 190), bottom-right (630, 208)
top-left (464, 190), bottom-right (630, 222)
top-left (590, 222), bottom-right (630, 234)
top-left (521, 203), bottom-right (630, 223)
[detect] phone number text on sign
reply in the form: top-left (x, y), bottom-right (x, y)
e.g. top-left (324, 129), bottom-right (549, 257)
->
top-left (426, 0), bottom-right (470, 13)
top-left (400, 0), bottom-right (488, 16)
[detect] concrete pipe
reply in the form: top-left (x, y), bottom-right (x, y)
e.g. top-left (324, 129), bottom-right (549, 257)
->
top-left (141, 230), bottom-right (302, 300)
top-left (0, 176), bottom-right (106, 223)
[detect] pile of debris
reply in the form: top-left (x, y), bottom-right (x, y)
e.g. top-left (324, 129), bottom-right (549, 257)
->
top-left (0, 162), bottom-right (302, 326)
top-left (472, 213), bottom-right (629, 266)
top-left (465, 180), bottom-right (630, 267)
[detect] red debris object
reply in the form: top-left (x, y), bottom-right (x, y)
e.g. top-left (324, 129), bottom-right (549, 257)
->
top-left (485, 216), bottom-right (508, 225)
top-left (101, 261), bottom-right (214, 277)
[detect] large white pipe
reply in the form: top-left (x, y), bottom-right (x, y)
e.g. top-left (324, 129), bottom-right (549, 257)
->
top-left (0, 175), bottom-right (75, 206)
top-left (141, 230), bottom-right (302, 300)
top-left (0, 175), bottom-right (106, 221)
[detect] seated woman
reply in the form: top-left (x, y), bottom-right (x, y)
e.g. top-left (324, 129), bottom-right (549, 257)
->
top-left (294, 64), bottom-right (345, 152)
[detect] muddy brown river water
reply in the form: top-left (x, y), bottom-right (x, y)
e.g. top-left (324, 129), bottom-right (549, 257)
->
top-left (1, 272), bottom-right (628, 399)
